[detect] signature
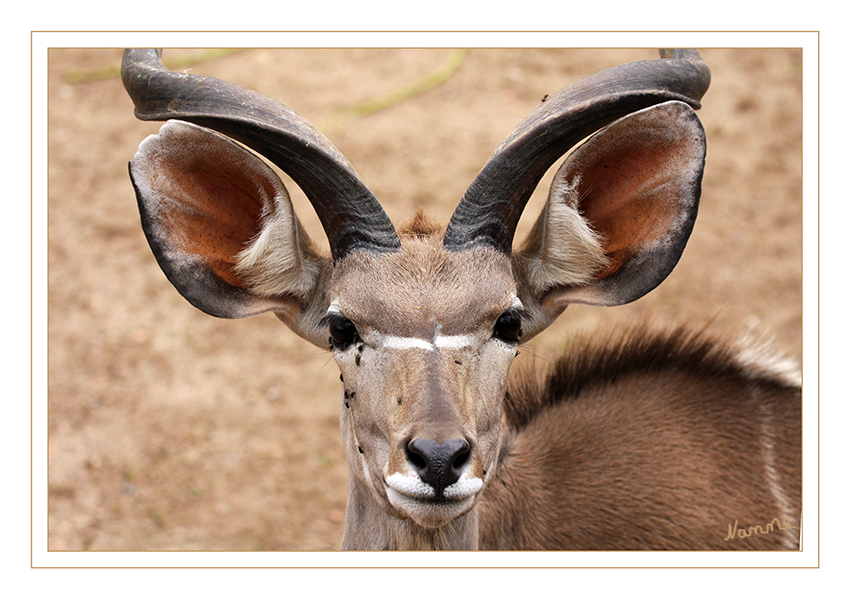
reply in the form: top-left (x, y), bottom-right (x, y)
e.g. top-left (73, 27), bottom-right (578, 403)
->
top-left (723, 517), bottom-right (796, 542)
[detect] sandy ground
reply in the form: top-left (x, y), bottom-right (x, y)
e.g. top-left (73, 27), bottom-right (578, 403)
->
top-left (46, 47), bottom-right (802, 551)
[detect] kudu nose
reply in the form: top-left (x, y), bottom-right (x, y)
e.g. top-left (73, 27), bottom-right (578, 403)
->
top-left (406, 438), bottom-right (471, 497)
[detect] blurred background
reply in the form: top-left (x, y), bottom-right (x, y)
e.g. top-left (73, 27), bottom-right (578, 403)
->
top-left (47, 47), bottom-right (802, 550)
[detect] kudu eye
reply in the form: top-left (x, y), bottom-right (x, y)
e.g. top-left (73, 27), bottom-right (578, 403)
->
top-left (493, 311), bottom-right (523, 343)
top-left (328, 315), bottom-right (358, 349)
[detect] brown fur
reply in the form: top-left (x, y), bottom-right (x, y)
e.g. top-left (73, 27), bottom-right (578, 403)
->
top-left (479, 325), bottom-right (801, 550)
top-left (398, 209), bottom-right (445, 239)
top-left (125, 51), bottom-right (799, 552)
top-left (331, 220), bottom-right (516, 339)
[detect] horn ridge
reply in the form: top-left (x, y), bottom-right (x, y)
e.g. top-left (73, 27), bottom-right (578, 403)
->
top-left (122, 49), bottom-right (401, 260)
top-left (443, 49), bottom-right (711, 254)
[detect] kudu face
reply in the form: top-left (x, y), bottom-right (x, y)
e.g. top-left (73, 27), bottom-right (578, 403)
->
top-left (330, 242), bottom-right (518, 526)
top-left (122, 49), bottom-right (711, 540)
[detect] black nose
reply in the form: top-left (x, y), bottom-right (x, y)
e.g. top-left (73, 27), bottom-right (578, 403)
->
top-left (406, 438), bottom-right (471, 497)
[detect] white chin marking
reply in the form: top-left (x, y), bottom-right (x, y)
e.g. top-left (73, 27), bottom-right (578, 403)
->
top-left (444, 477), bottom-right (484, 499)
top-left (385, 473), bottom-right (483, 527)
top-left (386, 472), bottom-right (436, 499)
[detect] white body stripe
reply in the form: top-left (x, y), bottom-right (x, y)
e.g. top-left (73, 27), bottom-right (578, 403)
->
top-left (758, 399), bottom-right (798, 549)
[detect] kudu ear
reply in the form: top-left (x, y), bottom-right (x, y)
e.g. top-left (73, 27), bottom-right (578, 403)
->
top-left (129, 120), bottom-right (327, 326)
top-left (516, 101), bottom-right (705, 331)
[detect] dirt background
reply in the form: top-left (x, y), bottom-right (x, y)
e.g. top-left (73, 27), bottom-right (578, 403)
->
top-left (46, 48), bottom-right (802, 551)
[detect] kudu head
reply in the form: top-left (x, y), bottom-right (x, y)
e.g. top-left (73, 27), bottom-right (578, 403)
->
top-left (123, 49), bottom-right (710, 542)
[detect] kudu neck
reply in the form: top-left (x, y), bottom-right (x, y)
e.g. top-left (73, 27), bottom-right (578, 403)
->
top-left (341, 473), bottom-right (479, 550)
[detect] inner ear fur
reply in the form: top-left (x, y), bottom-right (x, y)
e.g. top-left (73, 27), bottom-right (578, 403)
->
top-left (129, 120), bottom-right (324, 320)
top-left (516, 101), bottom-right (705, 320)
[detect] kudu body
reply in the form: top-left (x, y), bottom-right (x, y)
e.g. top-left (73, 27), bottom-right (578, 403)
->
top-left (122, 49), bottom-right (801, 550)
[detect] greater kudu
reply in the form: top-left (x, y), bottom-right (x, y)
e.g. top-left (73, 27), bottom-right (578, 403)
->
top-left (122, 49), bottom-right (801, 550)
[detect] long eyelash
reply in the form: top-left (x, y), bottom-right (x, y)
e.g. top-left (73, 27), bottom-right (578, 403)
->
top-left (320, 313), bottom-right (351, 329)
top-left (505, 308), bottom-right (531, 321)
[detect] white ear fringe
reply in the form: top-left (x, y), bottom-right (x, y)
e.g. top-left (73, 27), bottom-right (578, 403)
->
top-left (234, 200), bottom-right (321, 301)
top-left (525, 175), bottom-right (611, 295)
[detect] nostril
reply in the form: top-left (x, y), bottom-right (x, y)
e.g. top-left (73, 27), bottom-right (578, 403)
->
top-left (406, 445), bottom-right (428, 470)
top-left (406, 438), bottom-right (471, 496)
top-left (452, 444), bottom-right (470, 471)
top-left (405, 440), bottom-right (429, 475)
